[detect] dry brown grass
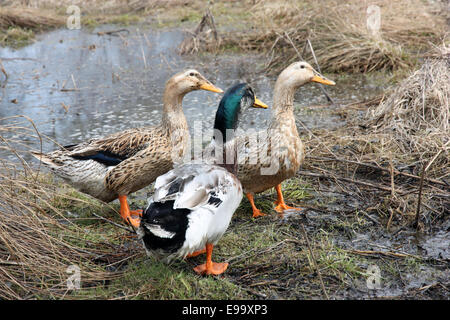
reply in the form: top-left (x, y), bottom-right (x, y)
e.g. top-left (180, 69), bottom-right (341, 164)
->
top-left (367, 45), bottom-right (449, 174)
top-left (296, 47), bottom-right (449, 230)
top-left (214, 0), bottom-right (448, 74)
top-left (0, 7), bottom-right (65, 30)
top-left (0, 0), bottom-right (196, 31)
top-left (299, 130), bottom-right (448, 231)
top-left (0, 117), bottom-right (139, 299)
top-left (1, 0), bottom-right (197, 16)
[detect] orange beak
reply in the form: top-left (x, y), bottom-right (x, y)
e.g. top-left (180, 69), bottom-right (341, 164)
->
top-left (252, 98), bottom-right (269, 109)
top-left (311, 74), bottom-right (336, 86)
top-left (200, 82), bottom-right (224, 93)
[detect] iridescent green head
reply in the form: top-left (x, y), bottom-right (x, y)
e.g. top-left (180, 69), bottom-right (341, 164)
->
top-left (213, 83), bottom-right (268, 143)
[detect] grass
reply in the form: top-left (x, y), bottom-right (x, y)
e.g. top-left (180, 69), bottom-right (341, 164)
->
top-left (85, 257), bottom-right (248, 299)
top-left (0, 27), bottom-right (34, 48)
top-left (185, 0), bottom-right (448, 76)
top-left (0, 153), bottom-right (447, 299)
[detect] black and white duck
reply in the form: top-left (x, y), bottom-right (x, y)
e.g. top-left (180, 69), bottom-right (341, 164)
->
top-left (137, 83), bottom-right (268, 275)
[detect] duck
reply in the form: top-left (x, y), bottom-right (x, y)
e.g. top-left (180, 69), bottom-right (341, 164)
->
top-left (31, 70), bottom-right (223, 227)
top-left (235, 61), bottom-right (336, 218)
top-left (137, 83), bottom-right (268, 275)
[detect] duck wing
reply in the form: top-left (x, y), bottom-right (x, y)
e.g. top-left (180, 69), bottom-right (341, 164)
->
top-left (66, 127), bottom-right (163, 164)
top-left (152, 164), bottom-right (239, 211)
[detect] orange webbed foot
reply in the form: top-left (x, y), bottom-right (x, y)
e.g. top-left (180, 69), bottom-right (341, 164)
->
top-left (252, 208), bottom-right (267, 218)
top-left (193, 243), bottom-right (228, 276)
top-left (273, 184), bottom-right (304, 217)
top-left (118, 195), bottom-right (142, 228)
top-left (130, 209), bottom-right (143, 216)
top-left (126, 215), bottom-right (141, 228)
top-left (273, 202), bottom-right (303, 213)
top-left (246, 193), bottom-right (267, 219)
top-left (194, 262), bottom-right (229, 276)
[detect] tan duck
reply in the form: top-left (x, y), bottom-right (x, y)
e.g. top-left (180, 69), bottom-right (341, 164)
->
top-left (236, 61), bottom-right (335, 218)
top-left (32, 70), bottom-right (222, 227)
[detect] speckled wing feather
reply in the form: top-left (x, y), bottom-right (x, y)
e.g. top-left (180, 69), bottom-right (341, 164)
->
top-left (68, 126), bottom-right (166, 160)
top-left (104, 133), bottom-right (174, 195)
top-left (203, 116), bottom-right (305, 194)
top-left (151, 164), bottom-right (239, 211)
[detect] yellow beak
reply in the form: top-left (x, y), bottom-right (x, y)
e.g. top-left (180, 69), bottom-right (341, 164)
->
top-left (253, 98), bottom-right (269, 109)
top-left (311, 75), bottom-right (336, 86)
top-left (199, 82), bottom-right (224, 93)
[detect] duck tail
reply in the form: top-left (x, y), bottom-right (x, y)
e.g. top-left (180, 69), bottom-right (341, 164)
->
top-left (30, 151), bottom-right (62, 167)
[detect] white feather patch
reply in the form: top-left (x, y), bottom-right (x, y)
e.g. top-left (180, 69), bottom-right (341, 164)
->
top-left (144, 224), bottom-right (176, 239)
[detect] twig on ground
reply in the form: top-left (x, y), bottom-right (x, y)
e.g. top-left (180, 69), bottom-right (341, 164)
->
top-left (297, 170), bottom-right (406, 194)
top-left (300, 224), bottom-right (329, 300)
top-left (90, 210), bottom-right (135, 233)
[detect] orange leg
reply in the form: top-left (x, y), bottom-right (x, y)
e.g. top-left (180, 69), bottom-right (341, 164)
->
top-left (246, 193), bottom-right (267, 218)
top-left (118, 195), bottom-right (142, 228)
top-left (185, 248), bottom-right (207, 258)
top-left (193, 243), bottom-right (228, 276)
top-left (273, 184), bottom-right (303, 217)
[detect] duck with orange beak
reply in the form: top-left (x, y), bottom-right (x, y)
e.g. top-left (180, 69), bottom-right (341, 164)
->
top-left (234, 61), bottom-right (336, 218)
top-left (32, 70), bottom-right (223, 228)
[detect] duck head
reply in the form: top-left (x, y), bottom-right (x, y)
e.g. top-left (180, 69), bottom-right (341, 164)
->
top-left (214, 83), bottom-right (268, 143)
top-left (166, 69), bottom-right (223, 96)
top-left (277, 61), bottom-right (335, 89)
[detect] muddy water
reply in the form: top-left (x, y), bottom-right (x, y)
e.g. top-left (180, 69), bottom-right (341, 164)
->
top-left (302, 199), bottom-right (449, 299)
top-left (0, 25), bottom-right (379, 162)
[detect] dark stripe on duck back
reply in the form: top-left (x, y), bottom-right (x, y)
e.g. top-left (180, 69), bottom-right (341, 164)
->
top-left (71, 150), bottom-right (127, 167)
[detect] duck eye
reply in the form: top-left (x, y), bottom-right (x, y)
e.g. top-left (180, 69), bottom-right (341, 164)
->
top-left (300, 65), bottom-right (305, 69)
top-left (189, 72), bottom-right (195, 77)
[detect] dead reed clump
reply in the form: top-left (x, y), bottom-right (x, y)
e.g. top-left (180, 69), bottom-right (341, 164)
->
top-left (179, 8), bottom-right (221, 54)
top-left (367, 45), bottom-right (450, 173)
top-left (0, 117), bottom-right (140, 299)
top-left (0, 7), bottom-right (65, 30)
top-left (293, 47), bottom-right (449, 229)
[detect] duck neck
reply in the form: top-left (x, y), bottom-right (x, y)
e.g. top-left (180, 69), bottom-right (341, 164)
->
top-left (218, 138), bottom-right (238, 176)
top-left (271, 79), bottom-right (297, 124)
top-left (213, 103), bottom-right (240, 176)
top-left (161, 88), bottom-right (188, 133)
